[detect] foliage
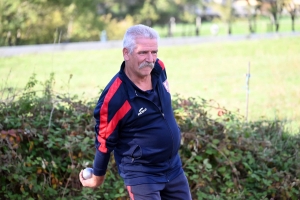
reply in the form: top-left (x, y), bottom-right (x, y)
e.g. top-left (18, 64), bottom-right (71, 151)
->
top-left (172, 95), bottom-right (300, 199)
top-left (99, 14), bottom-right (135, 41)
top-left (2, 0), bottom-right (297, 46)
top-left (0, 74), bottom-right (126, 199)
top-left (206, 0), bottom-right (235, 35)
top-left (0, 0), bottom-right (105, 45)
top-left (1, 75), bottom-right (300, 199)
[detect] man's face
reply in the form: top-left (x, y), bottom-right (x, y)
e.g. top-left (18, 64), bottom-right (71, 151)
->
top-left (123, 37), bottom-right (158, 78)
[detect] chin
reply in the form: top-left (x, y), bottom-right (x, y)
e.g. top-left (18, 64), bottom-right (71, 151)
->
top-left (140, 66), bottom-right (153, 72)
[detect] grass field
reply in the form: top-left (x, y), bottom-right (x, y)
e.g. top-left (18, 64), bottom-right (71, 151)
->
top-left (1, 36), bottom-right (300, 130)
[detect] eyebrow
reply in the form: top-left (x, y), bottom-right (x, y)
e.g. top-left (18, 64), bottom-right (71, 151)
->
top-left (138, 50), bottom-right (158, 54)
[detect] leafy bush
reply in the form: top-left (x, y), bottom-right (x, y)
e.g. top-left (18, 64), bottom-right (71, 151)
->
top-left (0, 74), bottom-right (125, 200)
top-left (173, 95), bottom-right (300, 199)
top-left (1, 75), bottom-right (299, 199)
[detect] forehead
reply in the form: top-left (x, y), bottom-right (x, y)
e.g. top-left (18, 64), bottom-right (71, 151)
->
top-left (134, 38), bottom-right (158, 51)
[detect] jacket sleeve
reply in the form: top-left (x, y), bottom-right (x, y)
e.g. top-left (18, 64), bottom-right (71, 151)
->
top-left (92, 77), bottom-right (131, 176)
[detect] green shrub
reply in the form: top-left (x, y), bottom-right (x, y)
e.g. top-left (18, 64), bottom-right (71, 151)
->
top-left (1, 75), bottom-right (299, 199)
top-left (173, 95), bottom-right (300, 199)
top-left (0, 74), bottom-right (126, 199)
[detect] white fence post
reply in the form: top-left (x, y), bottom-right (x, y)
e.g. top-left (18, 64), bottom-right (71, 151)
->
top-left (245, 62), bottom-right (251, 122)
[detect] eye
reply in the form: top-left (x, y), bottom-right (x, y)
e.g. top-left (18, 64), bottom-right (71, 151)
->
top-left (138, 51), bottom-right (148, 55)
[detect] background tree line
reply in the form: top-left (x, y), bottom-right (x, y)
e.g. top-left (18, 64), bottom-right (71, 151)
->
top-left (0, 0), bottom-right (299, 46)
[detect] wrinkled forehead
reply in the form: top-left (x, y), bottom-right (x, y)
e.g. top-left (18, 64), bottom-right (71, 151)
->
top-left (133, 38), bottom-right (158, 50)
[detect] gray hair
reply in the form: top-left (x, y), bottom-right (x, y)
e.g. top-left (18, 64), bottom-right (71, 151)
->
top-left (123, 24), bottom-right (160, 54)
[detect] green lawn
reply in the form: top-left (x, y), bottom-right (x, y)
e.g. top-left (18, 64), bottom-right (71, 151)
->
top-left (1, 36), bottom-right (300, 130)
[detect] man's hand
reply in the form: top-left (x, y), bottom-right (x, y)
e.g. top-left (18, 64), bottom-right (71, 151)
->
top-left (79, 170), bottom-right (105, 188)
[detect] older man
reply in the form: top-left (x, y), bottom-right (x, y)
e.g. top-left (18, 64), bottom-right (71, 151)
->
top-left (79, 24), bottom-right (192, 200)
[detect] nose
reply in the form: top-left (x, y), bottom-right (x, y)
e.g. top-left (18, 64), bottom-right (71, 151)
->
top-left (146, 52), bottom-right (155, 62)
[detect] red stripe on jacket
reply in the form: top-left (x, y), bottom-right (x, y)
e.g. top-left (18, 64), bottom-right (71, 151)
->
top-left (98, 77), bottom-right (131, 153)
top-left (127, 186), bottom-right (135, 199)
top-left (157, 59), bottom-right (165, 70)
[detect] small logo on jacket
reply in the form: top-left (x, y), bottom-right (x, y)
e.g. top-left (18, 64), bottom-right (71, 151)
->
top-left (163, 80), bottom-right (170, 93)
top-left (138, 107), bottom-right (147, 116)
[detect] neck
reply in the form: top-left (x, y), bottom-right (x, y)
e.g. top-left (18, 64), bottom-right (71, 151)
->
top-left (124, 68), bottom-right (152, 91)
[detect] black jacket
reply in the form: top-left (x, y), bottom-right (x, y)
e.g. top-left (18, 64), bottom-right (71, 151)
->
top-left (93, 59), bottom-right (183, 185)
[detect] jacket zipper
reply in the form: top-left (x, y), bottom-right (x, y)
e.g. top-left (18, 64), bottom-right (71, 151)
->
top-left (134, 93), bottom-right (175, 160)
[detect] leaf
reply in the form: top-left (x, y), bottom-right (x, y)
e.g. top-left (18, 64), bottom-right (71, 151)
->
top-left (217, 166), bottom-right (226, 173)
top-left (205, 148), bottom-right (216, 155)
top-left (212, 139), bottom-right (220, 144)
top-left (83, 137), bottom-right (90, 144)
top-left (195, 155), bottom-right (202, 161)
top-left (119, 187), bottom-right (124, 193)
top-left (250, 173), bottom-right (261, 181)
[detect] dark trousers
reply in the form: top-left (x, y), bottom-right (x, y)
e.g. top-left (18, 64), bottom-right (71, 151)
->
top-left (126, 172), bottom-right (192, 200)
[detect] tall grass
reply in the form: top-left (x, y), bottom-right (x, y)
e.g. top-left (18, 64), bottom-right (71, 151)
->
top-left (0, 36), bottom-right (300, 129)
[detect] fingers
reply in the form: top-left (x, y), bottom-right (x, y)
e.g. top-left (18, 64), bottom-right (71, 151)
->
top-left (79, 169), bottom-right (94, 187)
top-left (79, 170), bottom-right (104, 188)
top-left (79, 170), bottom-right (84, 185)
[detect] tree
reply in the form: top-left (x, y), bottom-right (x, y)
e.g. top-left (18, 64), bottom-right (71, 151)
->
top-left (258, 0), bottom-right (284, 32)
top-left (283, 0), bottom-right (300, 31)
top-left (0, 0), bottom-right (28, 45)
top-left (0, 0), bottom-right (109, 45)
top-left (135, 0), bottom-right (159, 26)
top-left (244, 0), bottom-right (261, 33)
top-left (208, 0), bottom-right (235, 35)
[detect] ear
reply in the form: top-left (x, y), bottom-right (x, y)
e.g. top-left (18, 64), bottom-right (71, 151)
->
top-left (123, 48), bottom-right (130, 61)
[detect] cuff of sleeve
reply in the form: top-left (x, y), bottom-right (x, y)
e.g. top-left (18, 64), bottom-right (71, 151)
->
top-left (93, 150), bottom-right (111, 176)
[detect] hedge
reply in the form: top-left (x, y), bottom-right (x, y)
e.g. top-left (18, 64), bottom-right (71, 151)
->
top-left (1, 74), bottom-right (299, 200)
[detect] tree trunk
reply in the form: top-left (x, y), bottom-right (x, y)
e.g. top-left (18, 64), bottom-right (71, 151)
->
top-left (269, 13), bottom-right (279, 32)
top-left (275, 22), bottom-right (279, 32)
top-left (291, 15), bottom-right (295, 32)
top-left (67, 18), bottom-right (73, 43)
top-left (227, 22), bottom-right (232, 35)
top-left (248, 17), bottom-right (254, 33)
top-left (253, 15), bottom-right (257, 33)
top-left (274, 13), bottom-right (279, 32)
